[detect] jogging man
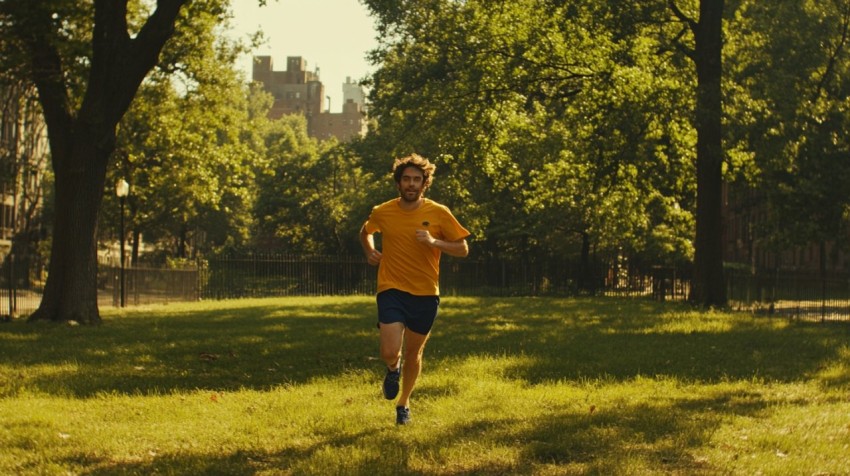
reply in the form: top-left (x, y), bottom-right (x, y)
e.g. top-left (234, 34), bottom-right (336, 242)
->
top-left (360, 153), bottom-right (470, 425)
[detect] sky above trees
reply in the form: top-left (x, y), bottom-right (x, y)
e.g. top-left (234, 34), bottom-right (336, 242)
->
top-left (227, 0), bottom-right (378, 112)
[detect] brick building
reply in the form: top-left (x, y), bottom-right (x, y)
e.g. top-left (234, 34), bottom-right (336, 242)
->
top-left (0, 81), bottom-right (48, 258)
top-left (722, 183), bottom-right (850, 273)
top-left (252, 55), bottom-right (367, 142)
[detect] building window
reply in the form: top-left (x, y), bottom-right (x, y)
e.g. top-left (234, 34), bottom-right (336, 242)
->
top-left (1, 203), bottom-right (13, 239)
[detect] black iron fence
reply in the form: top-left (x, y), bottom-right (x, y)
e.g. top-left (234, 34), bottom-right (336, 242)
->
top-left (0, 253), bottom-right (43, 320)
top-left (726, 268), bottom-right (850, 321)
top-left (100, 265), bottom-right (200, 306)
top-left (3, 253), bottom-right (850, 322)
top-left (199, 254), bottom-right (374, 299)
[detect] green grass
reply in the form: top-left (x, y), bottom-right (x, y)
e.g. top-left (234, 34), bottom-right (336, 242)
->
top-left (1, 296), bottom-right (849, 475)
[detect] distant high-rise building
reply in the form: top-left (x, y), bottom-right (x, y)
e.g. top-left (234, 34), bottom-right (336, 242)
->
top-left (252, 55), bottom-right (367, 142)
top-left (342, 76), bottom-right (367, 113)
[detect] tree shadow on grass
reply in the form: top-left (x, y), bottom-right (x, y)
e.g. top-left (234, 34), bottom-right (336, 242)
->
top-left (50, 385), bottom-right (829, 476)
top-left (386, 387), bottom-right (788, 474)
top-left (2, 296), bottom-right (849, 399)
top-left (93, 388), bottom-right (771, 475)
top-left (0, 299), bottom-right (380, 398)
top-left (431, 296), bottom-right (850, 387)
top-left (75, 427), bottom-right (392, 476)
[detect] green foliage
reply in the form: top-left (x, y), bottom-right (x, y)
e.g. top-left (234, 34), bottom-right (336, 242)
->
top-left (251, 117), bottom-right (373, 254)
top-left (7, 0), bottom-right (850, 276)
top-left (101, 1), bottom-right (374, 259)
top-left (363, 0), bottom-right (697, 267)
top-left (109, 46), bottom-right (259, 258)
top-left (0, 1), bottom-right (94, 107)
top-left (101, 1), bottom-right (281, 260)
top-left (725, 0), bottom-right (850, 253)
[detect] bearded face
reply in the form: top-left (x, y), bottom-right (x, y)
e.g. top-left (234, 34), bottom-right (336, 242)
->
top-left (396, 167), bottom-right (426, 203)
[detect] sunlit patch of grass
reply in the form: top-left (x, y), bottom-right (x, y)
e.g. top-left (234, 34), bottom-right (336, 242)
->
top-left (810, 351), bottom-right (850, 403)
top-left (2, 296), bottom-right (850, 474)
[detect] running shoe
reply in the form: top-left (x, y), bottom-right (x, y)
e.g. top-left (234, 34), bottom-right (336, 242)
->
top-left (382, 366), bottom-right (401, 400)
top-left (396, 406), bottom-right (411, 425)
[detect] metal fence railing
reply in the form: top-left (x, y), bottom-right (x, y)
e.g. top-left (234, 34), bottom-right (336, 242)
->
top-left (1, 253), bottom-right (43, 320)
top-left (3, 253), bottom-right (850, 322)
top-left (726, 268), bottom-right (850, 321)
top-left (199, 254), bottom-right (375, 299)
top-left (100, 265), bottom-right (200, 307)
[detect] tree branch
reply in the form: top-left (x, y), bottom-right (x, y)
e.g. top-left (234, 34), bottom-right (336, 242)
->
top-left (811, 0), bottom-right (850, 102)
top-left (668, 0), bottom-right (698, 32)
top-left (667, 0), bottom-right (697, 60)
top-left (87, 0), bottom-right (189, 126)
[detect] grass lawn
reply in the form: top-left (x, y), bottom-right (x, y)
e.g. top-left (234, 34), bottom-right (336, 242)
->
top-left (1, 296), bottom-right (849, 475)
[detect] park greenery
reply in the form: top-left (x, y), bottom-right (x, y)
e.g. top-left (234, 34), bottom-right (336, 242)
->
top-left (2, 0), bottom-right (850, 321)
top-left (1, 296), bottom-right (850, 474)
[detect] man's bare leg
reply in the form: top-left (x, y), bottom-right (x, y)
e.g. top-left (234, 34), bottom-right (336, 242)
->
top-left (379, 322), bottom-right (404, 400)
top-left (396, 329), bottom-right (430, 409)
top-left (379, 322), bottom-right (405, 369)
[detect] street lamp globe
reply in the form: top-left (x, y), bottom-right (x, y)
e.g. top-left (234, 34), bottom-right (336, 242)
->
top-left (116, 179), bottom-right (129, 198)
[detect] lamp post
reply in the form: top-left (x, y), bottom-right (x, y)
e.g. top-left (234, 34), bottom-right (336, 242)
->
top-left (115, 179), bottom-right (129, 307)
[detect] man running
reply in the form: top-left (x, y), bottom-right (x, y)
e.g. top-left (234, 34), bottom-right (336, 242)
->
top-left (360, 153), bottom-right (470, 425)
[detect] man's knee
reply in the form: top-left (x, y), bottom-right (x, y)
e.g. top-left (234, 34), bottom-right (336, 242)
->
top-left (381, 346), bottom-right (401, 365)
top-left (403, 345), bottom-right (425, 363)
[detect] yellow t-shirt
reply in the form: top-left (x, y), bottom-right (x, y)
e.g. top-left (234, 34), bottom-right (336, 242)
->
top-left (363, 198), bottom-right (470, 296)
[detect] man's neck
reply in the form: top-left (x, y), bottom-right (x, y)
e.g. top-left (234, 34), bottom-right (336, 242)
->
top-left (397, 197), bottom-right (423, 211)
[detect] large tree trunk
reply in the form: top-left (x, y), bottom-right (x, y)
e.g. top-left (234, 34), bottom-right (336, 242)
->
top-left (31, 125), bottom-right (111, 324)
top-left (10, 0), bottom-right (189, 324)
top-left (691, 0), bottom-right (726, 307)
top-left (670, 0), bottom-right (727, 307)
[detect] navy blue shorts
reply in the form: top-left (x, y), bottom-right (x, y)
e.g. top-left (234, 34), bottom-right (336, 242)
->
top-left (376, 289), bottom-right (440, 335)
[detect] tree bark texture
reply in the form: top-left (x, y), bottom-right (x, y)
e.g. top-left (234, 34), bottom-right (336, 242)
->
top-left (691, 0), bottom-right (727, 307)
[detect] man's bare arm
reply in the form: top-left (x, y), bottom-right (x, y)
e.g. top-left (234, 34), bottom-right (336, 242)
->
top-left (360, 224), bottom-right (382, 265)
top-left (416, 230), bottom-right (469, 257)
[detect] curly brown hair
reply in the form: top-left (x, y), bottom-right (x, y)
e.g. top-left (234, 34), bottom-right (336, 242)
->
top-left (392, 153), bottom-right (436, 189)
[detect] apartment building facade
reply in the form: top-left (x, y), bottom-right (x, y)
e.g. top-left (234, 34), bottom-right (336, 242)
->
top-left (0, 81), bottom-right (48, 259)
top-left (722, 182), bottom-right (850, 273)
top-left (252, 55), bottom-right (367, 142)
